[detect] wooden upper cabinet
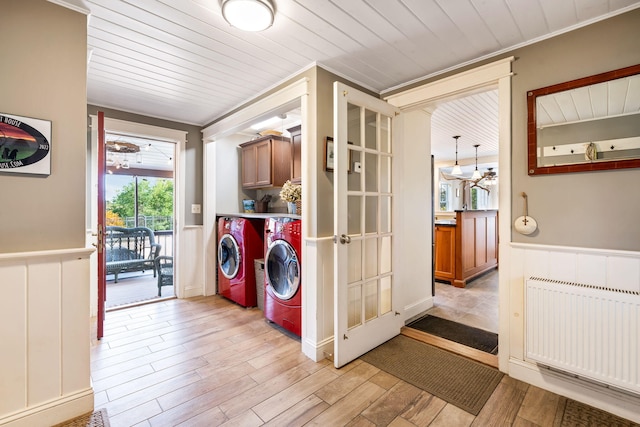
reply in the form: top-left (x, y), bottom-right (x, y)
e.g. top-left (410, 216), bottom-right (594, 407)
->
top-left (240, 135), bottom-right (292, 189)
top-left (288, 125), bottom-right (302, 184)
top-left (241, 141), bottom-right (258, 187)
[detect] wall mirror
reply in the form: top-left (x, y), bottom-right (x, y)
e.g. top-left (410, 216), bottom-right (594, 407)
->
top-left (527, 64), bottom-right (640, 175)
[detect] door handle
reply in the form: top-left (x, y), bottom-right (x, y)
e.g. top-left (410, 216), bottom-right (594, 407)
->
top-left (339, 234), bottom-right (351, 244)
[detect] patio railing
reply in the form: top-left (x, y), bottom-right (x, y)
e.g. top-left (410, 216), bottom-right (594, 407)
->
top-left (154, 230), bottom-right (174, 257)
top-left (124, 215), bottom-right (173, 230)
top-left (112, 216), bottom-right (174, 257)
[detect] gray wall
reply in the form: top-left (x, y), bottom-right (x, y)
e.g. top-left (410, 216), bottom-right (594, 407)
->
top-left (87, 105), bottom-right (203, 226)
top-left (386, 9), bottom-right (640, 251)
top-left (0, 0), bottom-right (87, 253)
top-left (510, 9), bottom-right (640, 251)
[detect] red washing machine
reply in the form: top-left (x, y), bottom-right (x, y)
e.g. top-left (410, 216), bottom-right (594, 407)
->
top-left (264, 217), bottom-right (302, 336)
top-left (217, 217), bottom-right (263, 307)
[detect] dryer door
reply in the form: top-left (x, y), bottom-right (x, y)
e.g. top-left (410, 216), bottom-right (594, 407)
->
top-left (218, 233), bottom-right (240, 279)
top-left (265, 240), bottom-right (300, 300)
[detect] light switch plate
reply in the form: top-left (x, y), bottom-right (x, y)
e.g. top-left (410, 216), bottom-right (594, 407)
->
top-left (191, 204), bottom-right (201, 214)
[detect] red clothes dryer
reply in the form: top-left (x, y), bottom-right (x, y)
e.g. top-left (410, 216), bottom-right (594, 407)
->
top-left (217, 217), bottom-right (263, 307)
top-left (264, 217), bottom-right (302, 336)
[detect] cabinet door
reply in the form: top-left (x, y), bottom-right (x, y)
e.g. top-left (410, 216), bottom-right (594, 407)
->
top-left (255, 140), bottom-right (272, 187)
top-left (288, 125), bottom-right (302, 184)
top-left (242, 145), bottom-right (257, 187)
top-left (434, 226), bottom-right (455, 280)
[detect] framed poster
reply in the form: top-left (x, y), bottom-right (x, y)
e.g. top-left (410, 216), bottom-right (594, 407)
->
top-left (324, 136), bottom-right (335, 171)
top-left (0, 113), bottom-right (51, 176)
top-left (324, 136), bottom-right (353, 173)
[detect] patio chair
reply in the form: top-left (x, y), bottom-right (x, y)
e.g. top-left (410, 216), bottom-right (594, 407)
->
top-left (155, 256), bottom-right (174, 296)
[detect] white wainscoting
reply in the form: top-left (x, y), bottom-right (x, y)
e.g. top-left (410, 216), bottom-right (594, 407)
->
top-left (302, 237), bottom-right (334, 361)
top-left (179, 226), bottom-right (204, 298)
top-left (508, 243), bottom-right (640, 423)
top-left (0, 248), bottom-right (94, 427)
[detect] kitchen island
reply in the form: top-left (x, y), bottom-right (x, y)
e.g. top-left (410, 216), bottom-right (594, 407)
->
top-left (434, 209), bottom-right (498, 288)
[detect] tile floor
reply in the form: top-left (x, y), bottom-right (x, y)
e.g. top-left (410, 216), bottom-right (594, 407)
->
top-left (427, 269), bottom-right (498, 334)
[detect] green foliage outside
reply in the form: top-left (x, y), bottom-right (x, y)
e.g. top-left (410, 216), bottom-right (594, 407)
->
top-left (108, 179), bottom-right (174, 230)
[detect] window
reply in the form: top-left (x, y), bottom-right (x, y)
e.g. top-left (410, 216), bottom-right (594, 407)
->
top-left (439, 183), bottom-right (451, 211)
top-left (470, 187), bottom-right (489, 210)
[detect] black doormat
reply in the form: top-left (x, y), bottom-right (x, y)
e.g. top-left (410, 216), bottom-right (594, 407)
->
top-left (407, 314), bottom-right (498, 354)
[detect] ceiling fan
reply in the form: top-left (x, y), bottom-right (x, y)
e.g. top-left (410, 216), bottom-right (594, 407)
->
top-left (440, 167), bottom-right (498, 193)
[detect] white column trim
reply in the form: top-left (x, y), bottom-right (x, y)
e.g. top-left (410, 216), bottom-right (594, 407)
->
top-left (384, 56), bottom-right (515, 110)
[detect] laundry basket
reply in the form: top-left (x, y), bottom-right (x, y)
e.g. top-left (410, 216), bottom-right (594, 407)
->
top-left (254, 259), bottom-right (265, 311)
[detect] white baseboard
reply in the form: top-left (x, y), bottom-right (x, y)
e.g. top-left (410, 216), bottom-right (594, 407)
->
top-left (403, 295), bottom-right (433, 323)
top-left (508, 359), bottom-right (640, 424)
top-left (0, 388), bottom-right (94, 427)
top-left (302, 336), bottom-right (334, 362)
top-left (182, 285), bottom-right (203, 298)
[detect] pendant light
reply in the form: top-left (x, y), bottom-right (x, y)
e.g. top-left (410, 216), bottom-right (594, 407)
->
top-left (451, 135), bottom-right (462, 175)
top-left (471, 144), bottom-right (482, 180)
top-left (221, 0), bottom-right (275, 32)
top-left (485, 167), bottom-right (497, 186)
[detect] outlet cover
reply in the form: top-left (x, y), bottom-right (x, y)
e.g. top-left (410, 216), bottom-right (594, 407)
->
top-left (191, 204), bottom-right (201, 214)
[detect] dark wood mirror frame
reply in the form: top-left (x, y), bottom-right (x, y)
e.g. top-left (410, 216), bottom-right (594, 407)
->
top-left (527, 64), bottom-right (640, 175)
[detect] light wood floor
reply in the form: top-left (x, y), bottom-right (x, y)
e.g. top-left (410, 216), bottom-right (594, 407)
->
top-left (91, 295), bottom-right (635, 427)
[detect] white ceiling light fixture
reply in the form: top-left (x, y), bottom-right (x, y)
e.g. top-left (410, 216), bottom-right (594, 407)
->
top-left (451, 135), bottom-right (462, 175)
top-left (221, 0), bottom-right (275, 32)
top-left (472, 144), bottom-right (482, 180)
top-left (250, 115), bottom-right (281, 130)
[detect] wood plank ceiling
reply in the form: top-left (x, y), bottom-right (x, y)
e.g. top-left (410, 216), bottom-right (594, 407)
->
top-left (83, 0), bottom-right (640, 161)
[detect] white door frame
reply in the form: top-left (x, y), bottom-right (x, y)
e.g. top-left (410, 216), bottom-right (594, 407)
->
top-left (384, 57), bottom-right (514, 372)
top-left (88, 115), bottom-right (187, 315)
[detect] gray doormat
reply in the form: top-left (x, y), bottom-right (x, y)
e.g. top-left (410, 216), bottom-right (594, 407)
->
top-left (360, 335), bottom-right (503, 415)
top-left (407, 314), bottom-right (499, 354)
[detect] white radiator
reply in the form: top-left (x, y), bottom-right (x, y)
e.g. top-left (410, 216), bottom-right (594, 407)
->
top-left (525, 277), bottom-right (640, 396)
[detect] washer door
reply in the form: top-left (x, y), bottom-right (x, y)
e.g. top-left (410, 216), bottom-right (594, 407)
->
top-left (265, 240), bottom-right (300, 300)
top-left (218, 233), bottom-right (240, 279)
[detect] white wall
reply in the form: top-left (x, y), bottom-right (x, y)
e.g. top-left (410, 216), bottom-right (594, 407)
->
top-left (396, 110), bottom-right (434, 321)
top-left (178, 226), bottom-right (205, 298)
top-left (215, 135), bottom-right (246, 214)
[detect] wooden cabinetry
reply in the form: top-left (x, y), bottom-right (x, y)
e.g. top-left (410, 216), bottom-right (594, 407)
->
top-left (434, 210), bottom-right (498, 288)
top-left (240, 135), bottom-right (291, 189)
top-left (434, 224), bottom-right (456, 281)
top-left (288, 125), bottom-right (302, 184)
